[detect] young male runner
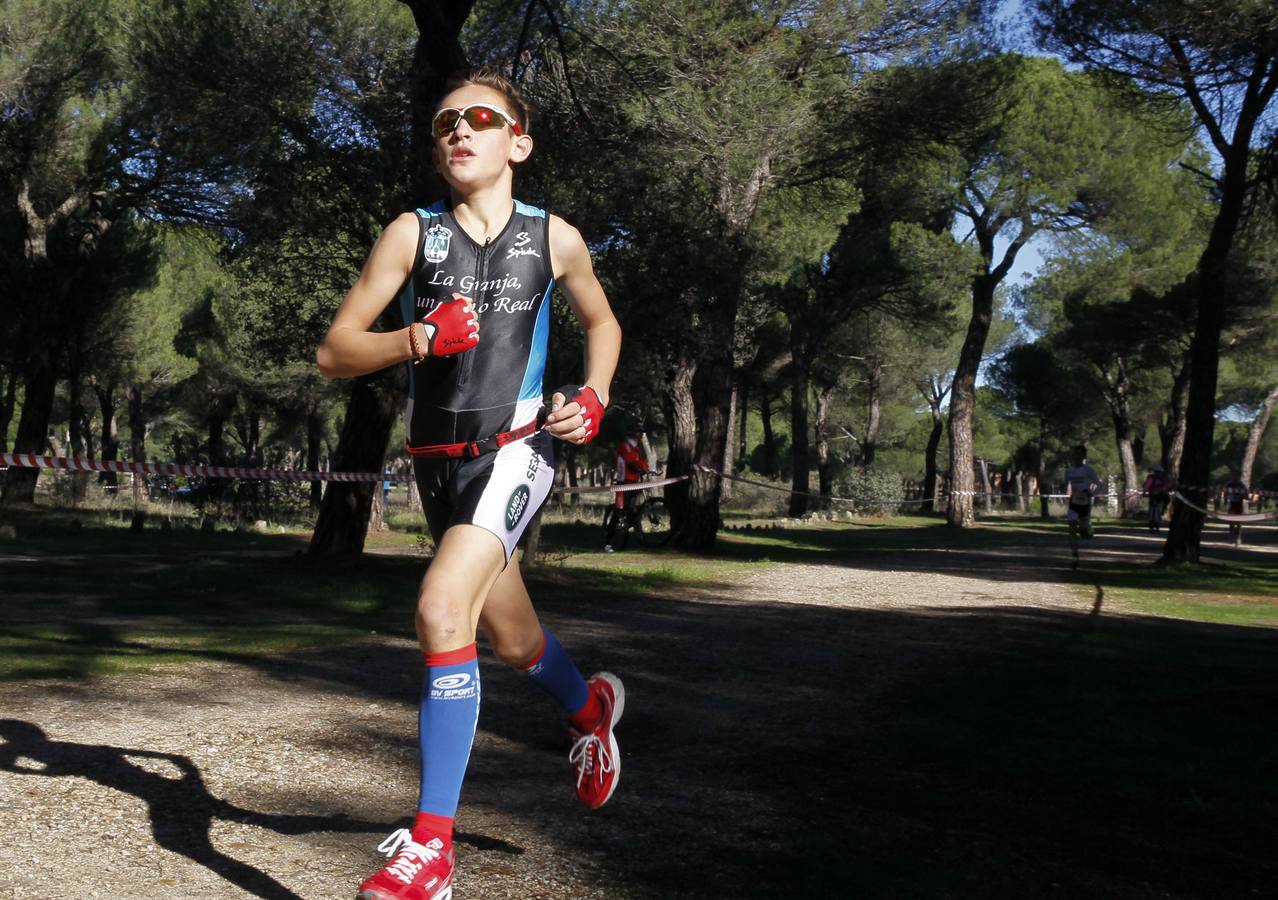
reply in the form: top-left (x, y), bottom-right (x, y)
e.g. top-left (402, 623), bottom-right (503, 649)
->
top-left (1064, 444), bottom-right (1101, 569)
top-left (316, 67), bottom-right (624, 900)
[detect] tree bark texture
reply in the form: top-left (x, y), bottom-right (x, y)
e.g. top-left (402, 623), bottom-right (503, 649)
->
top-left (863, 363), bottom-right (882, 467)
top-left (1240, 381), bottom-right (1278, 491)
top-left (94, 380), bottom-right (120, 486)
top-left (306, 406), bottom-right (325, 509)
top-left (1164, 157), bottom-right (1251, 563)
top-left (924, 407), bottom-right (943, 514)
top-left (788, 358), bottom-right (811, 518)
top-left (309, 373), bottom-right (399, 556)
top-left (720, 383), bottom-right (738, 502)
top-left (814, 383), bottom-right (835, 507)
top-left (947, 274), bottom-right (997, 527)
top-left (0, 368), bottom-right (17, 454)
top-left (2, 360), bottom-right (57, 505)
top-left (127, 384), bottom-right (146, 507)
top-left (759, 388), bottom-right (777, 477)
top-left (661, 355), bottom-right (697, 533)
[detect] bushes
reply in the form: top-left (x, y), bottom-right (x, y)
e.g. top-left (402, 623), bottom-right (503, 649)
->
top-left (833, 467), bottom-right (905, 517)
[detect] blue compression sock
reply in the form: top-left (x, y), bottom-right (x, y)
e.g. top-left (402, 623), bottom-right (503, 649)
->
top-left (518, 628), bottom-right (590, 717)
top-left (418, 644), bottom-right (481, 818)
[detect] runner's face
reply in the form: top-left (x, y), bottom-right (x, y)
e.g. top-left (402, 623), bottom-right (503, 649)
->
top-left (432, 85), bottom-right (531, 190)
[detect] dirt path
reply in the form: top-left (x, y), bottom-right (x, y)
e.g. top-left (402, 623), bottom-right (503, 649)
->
top-left (2, 528), bottom-right (1273, 899)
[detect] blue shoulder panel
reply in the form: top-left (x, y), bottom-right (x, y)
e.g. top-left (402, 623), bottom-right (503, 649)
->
top-left (417, 201), bottom-right (447, 218)
top-left (518, 277), bottom-right (554, 401)
top-left (513, 199), bottom-right (547, 219)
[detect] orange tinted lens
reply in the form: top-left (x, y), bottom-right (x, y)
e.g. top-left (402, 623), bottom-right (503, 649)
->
top-left (432, 108), bottom-right (461, 138)
top-left (463, 105), bottom-right (505, 131)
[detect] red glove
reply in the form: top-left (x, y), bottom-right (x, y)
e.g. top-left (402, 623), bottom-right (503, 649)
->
top-left (553, 384), bottom-right (605, 443)
top-left (421, 296), bottom-right (478, 357)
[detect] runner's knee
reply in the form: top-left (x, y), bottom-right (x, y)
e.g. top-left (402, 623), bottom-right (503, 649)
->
top-left (415, 588), bottom-right (472, 643)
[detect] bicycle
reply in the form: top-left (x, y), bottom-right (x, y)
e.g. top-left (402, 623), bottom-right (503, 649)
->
top-left (602, 475), bottom-right (672, 550)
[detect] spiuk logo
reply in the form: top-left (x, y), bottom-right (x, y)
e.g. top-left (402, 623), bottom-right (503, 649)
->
top-left (506, 231), bottom-right (541, 260)
top-left (505, 484), bottom-right (531, 531)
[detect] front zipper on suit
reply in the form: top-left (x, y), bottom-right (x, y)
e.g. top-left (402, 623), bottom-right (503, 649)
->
top-left (457, 234), bottom-right (490, 387)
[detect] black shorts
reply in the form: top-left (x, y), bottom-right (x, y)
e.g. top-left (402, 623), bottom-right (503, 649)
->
top-left (413, 430), bottom-right (554, 561)
top-left (1068, 502), bottom-right (1092, 522)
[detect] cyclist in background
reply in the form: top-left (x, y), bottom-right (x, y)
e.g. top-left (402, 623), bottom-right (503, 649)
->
top-left (603, 429), bottom-right (649, 553)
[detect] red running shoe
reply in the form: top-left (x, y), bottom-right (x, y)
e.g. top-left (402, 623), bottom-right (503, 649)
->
top-left (357, 829), bottom-right (453, 900)
top-left (569, 672), bottom-right (625, 809)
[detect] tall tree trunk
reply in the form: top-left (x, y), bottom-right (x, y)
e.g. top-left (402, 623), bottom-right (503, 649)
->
top-left (1037, 420), bottom-right (1051, 520)
top-left (67, 364), bottom-right (90, 506)
top-left (310, 373), bottom-right (399, 556)
top-left (947, 274), bottom-right (997, 527)
top-left (737, 379), bottom-right (749, 474)
top-left (2, 359), bottom-right (58, 505)
top-left (1240, 381), bottom-right (1278, 490)
top-left (306, 405), bottom-right (325, 509)
top-left (127, 384), bottom-right (146, 508)
top-left (0, 367), bottom-right (17, 454)
top-left (1160, 351), bottom-right (1191, 478)
top-left (814, 383), bottom-right (835, 507)
top-left (923, 402), bottom-right (943, 514)
top-left (759, 388), bottom-right (777, 477)
top-left (1115, 425), bottom-right (1139, 518)
top-left (1103, 362), bottom-right (1139, 517)
top-left (94, 379), bottom-right (119, 487)
top-left (788, 358), bottom-right (811, 517)
top-left (1164, 157), bottom-right (1251, 563)
top-left (720, 382), bottom-right (738, 502)
top-left (684, 325), bottom-right (734, 549)
top-left (863, 363), bottom-right (882, 467)
top-left (662, 354), bottom-right (697, 534)
top-left (305, 0), bottom-right (469, 554)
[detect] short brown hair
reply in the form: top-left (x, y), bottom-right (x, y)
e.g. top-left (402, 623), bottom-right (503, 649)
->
top-left (439, 66), bottom-right (532, 134)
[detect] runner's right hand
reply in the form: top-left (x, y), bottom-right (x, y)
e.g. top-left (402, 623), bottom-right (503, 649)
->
top-left (420, 294), bottom-right (479, 357)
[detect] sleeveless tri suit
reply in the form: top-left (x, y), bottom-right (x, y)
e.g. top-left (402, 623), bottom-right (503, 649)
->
top-left (397, 200), bottom-right (557, 559)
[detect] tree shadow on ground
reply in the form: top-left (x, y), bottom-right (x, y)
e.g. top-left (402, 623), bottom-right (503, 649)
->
top-left (145, 586), bottom-right (1277, 899)
top-left (0, 719), bottom-right (385, 899)
top-left (5, 517), bottom-right (1278, 897)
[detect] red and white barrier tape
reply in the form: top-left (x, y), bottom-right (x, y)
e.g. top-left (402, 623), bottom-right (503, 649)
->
top-left (555, 475), bottom-right (688, 495)
top-left (1171, 490), bottom-right (1278, 523)
top-left (0, 452), bottom-right (683, 496)
top-left (1, 452), bottom-right (413, 483)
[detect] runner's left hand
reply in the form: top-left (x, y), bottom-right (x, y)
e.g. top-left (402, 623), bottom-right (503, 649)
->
top-left (544, 385), bottom-right (605, 444)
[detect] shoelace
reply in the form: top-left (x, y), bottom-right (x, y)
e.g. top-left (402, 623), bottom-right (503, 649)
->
top-left (569, 732), bottom-right (615, 787)
top-left (376, 828), bottom-right (442, 885)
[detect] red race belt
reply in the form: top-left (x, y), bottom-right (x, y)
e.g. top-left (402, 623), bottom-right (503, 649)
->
top-left (405, 418), bottom-right (541, 461)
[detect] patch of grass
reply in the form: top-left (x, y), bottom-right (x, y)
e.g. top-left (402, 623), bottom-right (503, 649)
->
top-left (0, 622), bottom-right (370, 680)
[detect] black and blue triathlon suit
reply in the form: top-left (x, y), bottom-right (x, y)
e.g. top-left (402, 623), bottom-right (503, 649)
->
top-left (398, 200), bottom-right (556, 559)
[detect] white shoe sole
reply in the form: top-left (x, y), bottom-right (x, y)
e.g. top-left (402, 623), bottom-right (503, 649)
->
top-left (359, 888), bottom-right (451, 900)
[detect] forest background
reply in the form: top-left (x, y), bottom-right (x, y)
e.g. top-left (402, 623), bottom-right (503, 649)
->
top-left (2, 0), bottom-right (1276, 563)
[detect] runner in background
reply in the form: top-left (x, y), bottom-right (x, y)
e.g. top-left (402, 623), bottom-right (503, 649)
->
top-left (1142, 464), bottom-right (1170, 532)
top-left (1223, 472), bottom-right (1249, 548)
top-left (1064, 444), bottom-right (1102, 569)
top-left (603, 428), bottom-right (649, 552)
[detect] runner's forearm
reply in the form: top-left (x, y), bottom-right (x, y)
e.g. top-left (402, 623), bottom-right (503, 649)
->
top-left (581, 319), bottom-right (621, 407)
top-left (317, 325), bottom-right (417, 379)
